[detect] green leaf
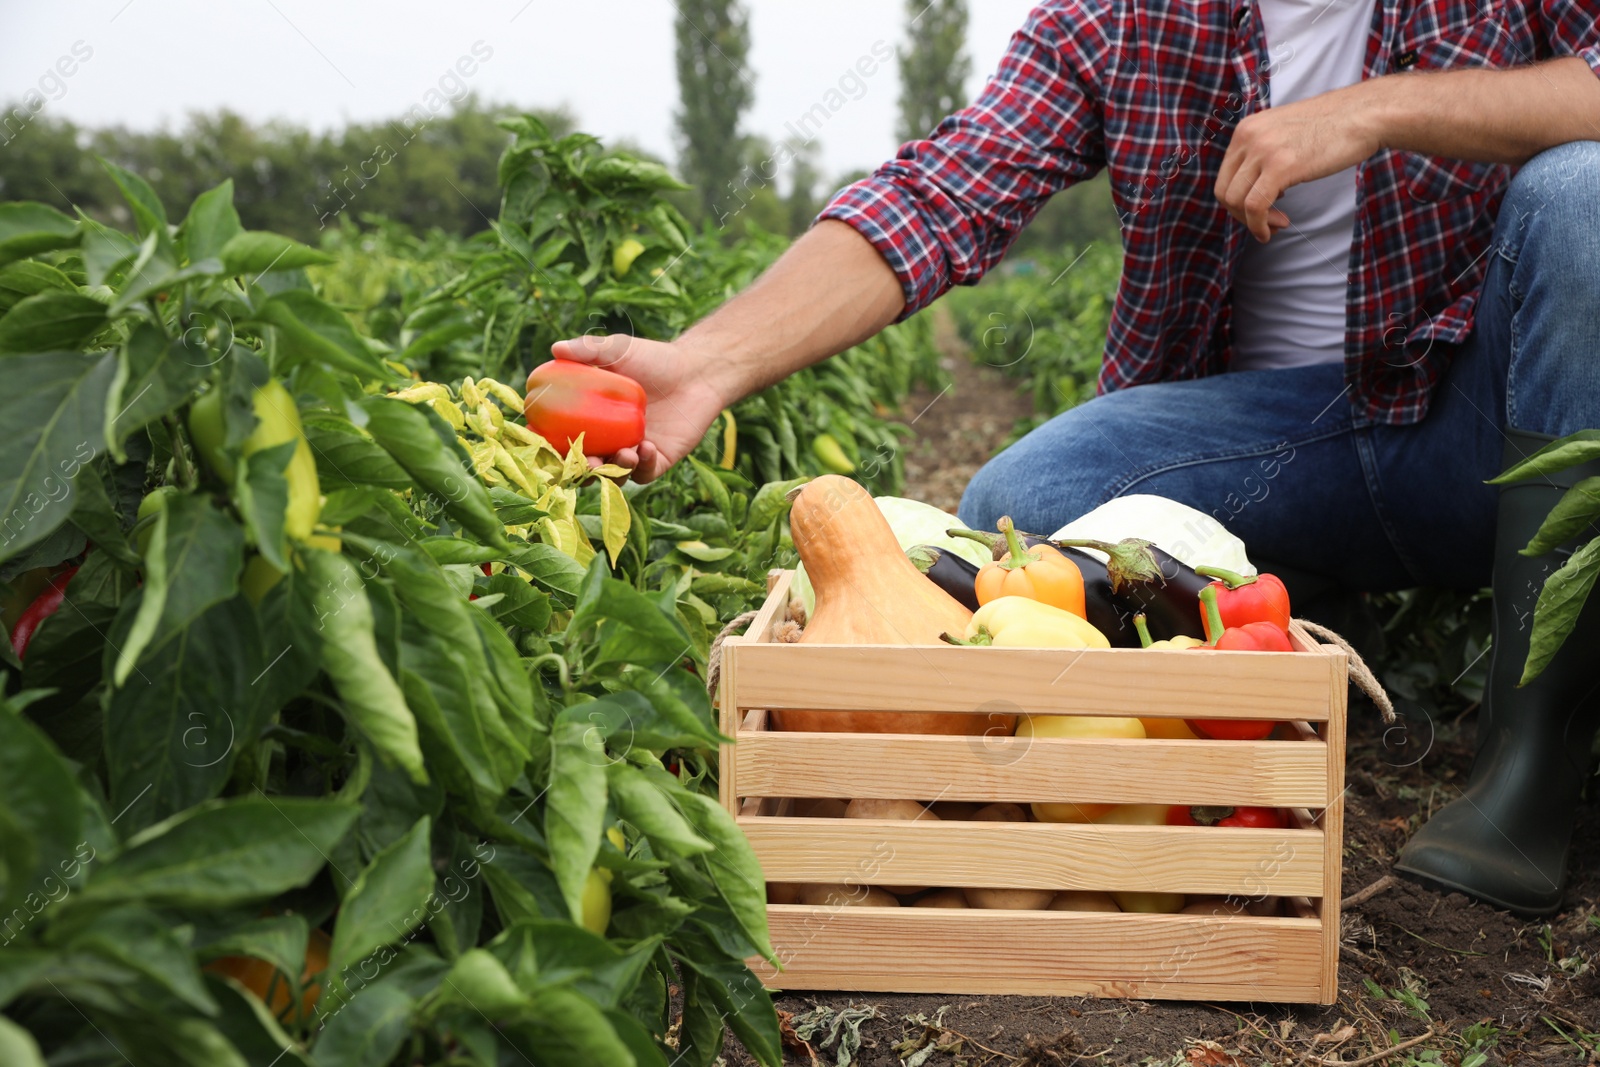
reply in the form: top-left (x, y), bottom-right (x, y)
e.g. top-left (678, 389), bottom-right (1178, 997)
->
top-left (0, 261), bottom-right (74, 314)
top-left (511, 986), bottom-right (636, 1067)
top-left (677, 789), bottom-right (774, 963)
top-left (20, 549), bottom-right (131, 712)
top-left (69, 904), bottom-right (219, 1015)
top-left (78, 215), bottom-right (141, 287)
top-left (327, 816), bottom-right (435, 994)
top-left (1522, 476), bottom-right (1600, 557)
top-left (0, 351), bottom-right (115, 564)
top-left (0, 951), bottom-right (50, 1009)
top-left (237, 439), bottom-right (295, 572)
top-left (599, 476), bottom-right (629, 565)
top-left (221, 231), bottom-right (332, 275)
top-left (309, 981), bottom-right (413, 1067)
top-left (606, 762), bottom-right (711, 856)
top-left (107, 324), bottom-right (210, 459)
top-left (302, 414), bottom-right (411, 490)
top-left (0, 203), bottom-right (78, 267)
top-left (101, 159), bottom-right (171, 246)
top-left (197, 913), bottom-right (309, 982)
top-left (114, 493), bottom-right (244, 686)
top-left (1490, 431), bottom-right (1600, 485)
top-left (506, 541), bottom-right (585, 598)
top-left (568, 572), bottom-right (694, 668)
top-left (674, 933), bottom-right (782, 1067)
top-left (687, 456), bottom-right (731, 516)
top-left (66, 460), bottom-right (142, 570)
top-left (105, 596), bottom-right (267, 832)
top-left (82, 795), bottom-right (359, 907)
top-left (360, 396), bottom-right (507, 548)
top-left (0, 696), bottom-right (83, 915)
top-left (252, 289), bottom-right (389, 379)
top-left (205, 975), bottom-right (315, 1067)
top-left (744, 475), bottom-right (808, 534)
top-left (484, 572), bottom-right (552, 630)
top-left (0, 1016), bottom-right (45, 1067)
top-left (303, 548), bottom-right (427, 784)
top-left (1522, 536), bottom-right (1600, 684)
top-left (179, 180), bottom-right (244, 264)
top-left (109, 1016), bottom-right (249, 1067)
top-left (429, 947), bottom-right (529, 1017)
top-left (545, 719), bottom-right (608, 923)
top-left (0, 292), bottom-right (106, 355)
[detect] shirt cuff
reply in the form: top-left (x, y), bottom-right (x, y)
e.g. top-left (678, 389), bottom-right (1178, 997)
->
top-left (818, 177), bottom-right (956, 321)
top-left (1582, 43), bottom-right (1600, 81)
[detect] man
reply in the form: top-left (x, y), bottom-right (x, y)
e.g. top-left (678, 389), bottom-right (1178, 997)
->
top-left (556, 2), bottom-right (1600, 914)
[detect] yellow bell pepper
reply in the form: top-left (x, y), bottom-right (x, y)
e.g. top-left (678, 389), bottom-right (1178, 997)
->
top-left (1133, 613), bottom-right (1205, 651)
top-left (954, 596), bottom-right (1111, 649)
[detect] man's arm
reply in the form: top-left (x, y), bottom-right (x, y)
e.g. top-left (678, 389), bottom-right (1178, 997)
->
top-left (558, 5), bottom-right (1109, 482)
top-left (552, 221), bottom-right (903, 482)
top-left (1217, 58), bottom-right (1600, 241)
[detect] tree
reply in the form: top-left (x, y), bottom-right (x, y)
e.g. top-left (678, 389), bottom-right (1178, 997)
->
top-left (674, 0), bottom-right (754, 223)
top-left (897, 0), bottom-right (972, 142)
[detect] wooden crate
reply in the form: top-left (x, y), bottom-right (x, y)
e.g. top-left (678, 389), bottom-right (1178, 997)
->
top-left (718, 571), bottom-right (1348, 1004)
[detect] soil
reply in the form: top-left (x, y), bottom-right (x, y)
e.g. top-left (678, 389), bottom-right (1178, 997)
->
top-left (722, 319), bottom-right (1600, 1066)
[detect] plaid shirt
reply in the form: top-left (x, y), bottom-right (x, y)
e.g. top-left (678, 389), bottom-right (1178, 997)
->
top-left (822, 0), bottom-right (1600, 425)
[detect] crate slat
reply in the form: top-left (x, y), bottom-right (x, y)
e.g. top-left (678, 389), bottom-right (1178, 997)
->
top-left (726, 642), bottom-right (1332, 721)
top-left (755, 908), bottom-right (1325, 1001)
top-left (733, 732), bottom-right (1330, 808)
top-left (740, 818), bottom-right (1325, 896)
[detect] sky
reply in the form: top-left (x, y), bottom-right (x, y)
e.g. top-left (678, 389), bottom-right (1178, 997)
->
top-left (1, 0), bottom-right (1040, 179)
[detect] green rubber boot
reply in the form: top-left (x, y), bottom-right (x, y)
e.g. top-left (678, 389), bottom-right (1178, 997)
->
top-left (1395, 430), bottom-right (1600, 916)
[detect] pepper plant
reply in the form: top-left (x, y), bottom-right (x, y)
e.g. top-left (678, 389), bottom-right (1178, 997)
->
top-left (0, 158), bottom-right (786, 1064)
top-left (325, 114), bottom-right (943, 496)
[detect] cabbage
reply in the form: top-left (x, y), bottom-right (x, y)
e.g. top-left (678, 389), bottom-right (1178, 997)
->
top-left (791, 496), bottom-right (993, 617)
top-left (1049, 495), bottom-right (1255, 576)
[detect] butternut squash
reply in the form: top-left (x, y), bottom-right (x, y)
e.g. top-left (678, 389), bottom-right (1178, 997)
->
top-left (775, 476), bottom-right (1013, 736)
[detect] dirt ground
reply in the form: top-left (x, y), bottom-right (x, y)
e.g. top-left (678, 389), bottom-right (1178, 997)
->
top-left (724, 325), bottom-right (1600, 1066)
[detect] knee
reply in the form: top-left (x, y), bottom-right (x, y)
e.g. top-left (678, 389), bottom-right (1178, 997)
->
top-left (1497, 141), bottom-right (1600, 251)
top-left (957, 418), bottom-right (1125, 535)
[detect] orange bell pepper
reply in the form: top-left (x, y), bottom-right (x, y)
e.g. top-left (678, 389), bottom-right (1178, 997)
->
top-left (975, 517), bottom-right (1086, 618)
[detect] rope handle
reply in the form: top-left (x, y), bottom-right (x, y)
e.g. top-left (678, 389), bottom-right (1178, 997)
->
top-left (1293, 618), bottom-right (1396, 724)
top-left (704, 597), bottom-right (806, 698)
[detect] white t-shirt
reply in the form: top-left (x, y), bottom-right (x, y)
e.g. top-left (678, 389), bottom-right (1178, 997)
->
top-left (1229, 0), bottom-right (1374, 371)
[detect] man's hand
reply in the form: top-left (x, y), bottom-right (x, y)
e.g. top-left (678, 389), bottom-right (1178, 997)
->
top-left (548, 334), bottom-right (734, 483)
top-left (1215, 86), bottom-right (1381, 242)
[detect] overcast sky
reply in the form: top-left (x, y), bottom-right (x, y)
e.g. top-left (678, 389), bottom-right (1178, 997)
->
top-left (2, 1), bottom-right (1039, 179)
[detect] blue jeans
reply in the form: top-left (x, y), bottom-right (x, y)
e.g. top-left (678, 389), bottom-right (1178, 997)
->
top-left (959, 142), bottom-right (1600, 592)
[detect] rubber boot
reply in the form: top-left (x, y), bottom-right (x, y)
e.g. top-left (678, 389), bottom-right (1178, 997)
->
top-left (1395, 430), bottom-right (1600, 916)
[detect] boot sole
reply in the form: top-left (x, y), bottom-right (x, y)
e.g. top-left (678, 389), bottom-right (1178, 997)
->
top-left (1392, 861), bottom-right (1563, 919)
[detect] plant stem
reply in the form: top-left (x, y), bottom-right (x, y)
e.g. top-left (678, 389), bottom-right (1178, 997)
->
top-left (1195, 564), bottom-right (1257, 589)
top-left (1133, 613), bottom-right (1153, 649)
top-left (163, 413), bottom-right (197, 490)
top-left (1200, 585), bottom-right (1226, 646)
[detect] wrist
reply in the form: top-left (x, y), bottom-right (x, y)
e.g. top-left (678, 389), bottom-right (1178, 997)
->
top-left (1351, 75), bottom-right (1404, 154)
top-left (674, 331), bottom-right (753, 408)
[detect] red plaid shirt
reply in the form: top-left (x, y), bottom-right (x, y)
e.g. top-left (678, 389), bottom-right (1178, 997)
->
top-left (822, 0), bottom-right (1600, 425)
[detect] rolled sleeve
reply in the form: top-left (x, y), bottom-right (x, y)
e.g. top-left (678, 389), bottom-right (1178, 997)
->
top-left (818, 1), bottom-right (1111, 318)
top-left (1542, 0), bottom-right (1600, 77)
top-left (820, 176), bottom-right (956, 318)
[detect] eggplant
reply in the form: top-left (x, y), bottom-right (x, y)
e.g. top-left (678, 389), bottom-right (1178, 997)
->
top-left (907, 545), bottom-right (982, 612)
top-left (946, 527), bottom-right (1211, 647)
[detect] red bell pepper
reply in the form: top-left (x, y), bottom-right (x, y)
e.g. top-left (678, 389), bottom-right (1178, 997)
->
top-left (1195, 565), bottom-right (1291, 633)
top-left (10, 566), bottom-right (77, 661)
top-left (1187, 585), bottom-right (1290, 740)
top-left (1177, 805), bottom-right (1288, 828)
top-left (524, 359), bottom-right (647, 457)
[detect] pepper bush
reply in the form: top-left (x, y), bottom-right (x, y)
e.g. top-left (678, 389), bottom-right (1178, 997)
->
top-left (0, 145), bottom-right (808, 1063)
